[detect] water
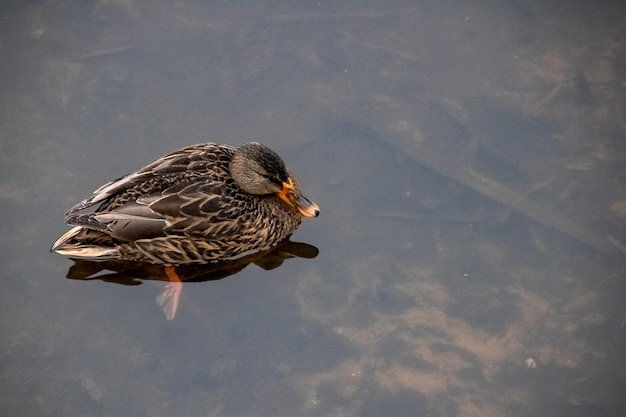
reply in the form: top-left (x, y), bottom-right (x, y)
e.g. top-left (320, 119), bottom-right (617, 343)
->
top-left (2, 1), bottom-right (626, 416)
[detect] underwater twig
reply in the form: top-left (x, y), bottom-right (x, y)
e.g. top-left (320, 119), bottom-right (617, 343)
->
top-left (75, 45), bottom-right (137, 61)
top-left (267, 9), bottom-right (414, 23)
top-left (386, 133), bottom-right (626, 256)
top-left (373, 212), bottom-right (485, 223)
top-left (617, 315), bottom-right (626, 339)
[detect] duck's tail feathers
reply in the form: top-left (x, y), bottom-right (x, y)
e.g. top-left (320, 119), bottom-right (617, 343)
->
top-left (51, 226), bottom-right (121, 260)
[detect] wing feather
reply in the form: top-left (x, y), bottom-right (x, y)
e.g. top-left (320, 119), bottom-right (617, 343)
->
top-left (62, 143), bottom-right (259, 245)
top-left (64, 143), bottom-right (233, 217)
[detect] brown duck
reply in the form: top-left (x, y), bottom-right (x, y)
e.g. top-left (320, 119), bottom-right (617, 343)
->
top-left (52, 142), bottom-right (319, 265)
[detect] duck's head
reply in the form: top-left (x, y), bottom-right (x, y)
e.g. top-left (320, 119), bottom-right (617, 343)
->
top-left (230, 142), bottom-right (320, 218)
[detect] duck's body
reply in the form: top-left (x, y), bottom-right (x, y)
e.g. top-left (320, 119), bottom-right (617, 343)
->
top-left (52, 142), bottom-right (319, 264)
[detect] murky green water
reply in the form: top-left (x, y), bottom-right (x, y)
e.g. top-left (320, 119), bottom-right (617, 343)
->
top-left (2, 2), bottom-right (626, 416)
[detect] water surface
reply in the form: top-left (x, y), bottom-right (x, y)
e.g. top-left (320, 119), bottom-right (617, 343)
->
top-left (1, 2), bottom-right (626, 416)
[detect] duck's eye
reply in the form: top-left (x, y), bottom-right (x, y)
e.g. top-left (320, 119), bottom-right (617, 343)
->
top-left (259, 172), bottom-right (279, 184)
top-left (271, 176), bottom-right (285, 186)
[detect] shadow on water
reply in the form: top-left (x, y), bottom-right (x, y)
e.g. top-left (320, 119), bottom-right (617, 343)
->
top-left (62, 238), bottom-right (318, 319)
top-left (64, 239), bottom-right (319, 285)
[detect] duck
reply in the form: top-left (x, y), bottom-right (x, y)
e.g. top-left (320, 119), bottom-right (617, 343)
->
top-left (52, 142), bottom-right (320, 265)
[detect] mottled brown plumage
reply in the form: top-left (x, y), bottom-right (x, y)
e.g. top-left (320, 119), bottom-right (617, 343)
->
top-left (52, 142), bottom-right (319, 264)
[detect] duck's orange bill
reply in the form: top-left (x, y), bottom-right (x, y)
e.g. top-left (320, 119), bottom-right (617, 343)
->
top-left (279, 178), bottom-right (320, 218)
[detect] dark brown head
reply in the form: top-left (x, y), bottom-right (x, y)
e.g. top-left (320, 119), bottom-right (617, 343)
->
top-left (229, 142), bottom-right (319, 217)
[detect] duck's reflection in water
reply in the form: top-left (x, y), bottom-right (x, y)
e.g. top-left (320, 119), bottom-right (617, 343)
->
top-left (64, 238), bottom-right (318, 320)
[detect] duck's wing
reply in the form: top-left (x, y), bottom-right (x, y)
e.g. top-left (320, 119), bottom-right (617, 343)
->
top-left (68, 200), bottom-right (168, 241)
top-left (66, 175), bottom-right (251, 243)
top-left (64, 143), bottom-right (233, 218)
top-left (146, 180), bottom-right (252, 240)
